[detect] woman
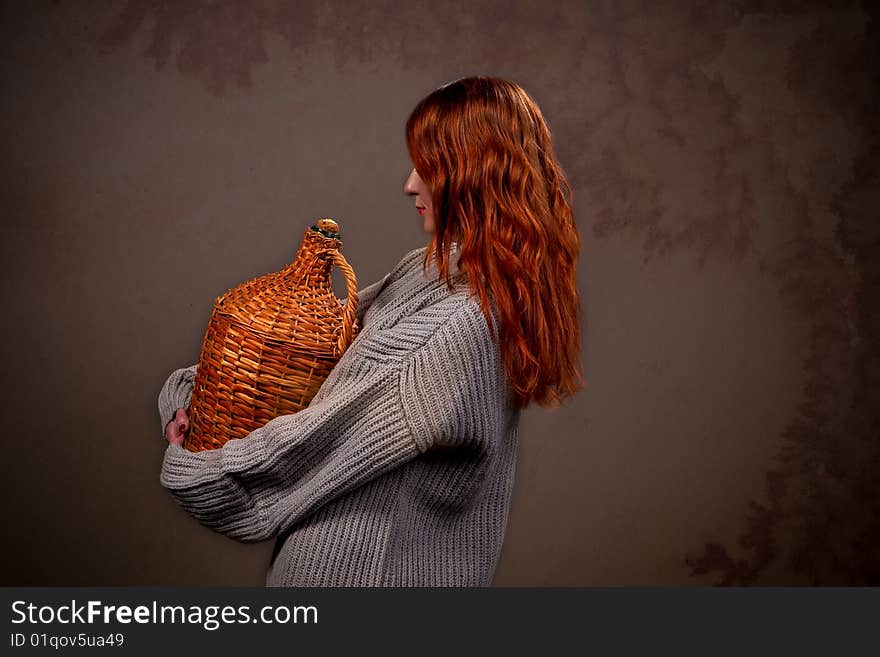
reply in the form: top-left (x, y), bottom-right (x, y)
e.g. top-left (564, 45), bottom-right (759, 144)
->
top-left (158, 76), bottom-right (583, 586)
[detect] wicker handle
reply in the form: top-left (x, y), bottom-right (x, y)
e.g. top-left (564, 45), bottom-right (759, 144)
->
top-left (331, 250), bottom-right (359, 354)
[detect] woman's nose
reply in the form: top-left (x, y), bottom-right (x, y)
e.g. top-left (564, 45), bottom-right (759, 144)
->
top-left (403, 168), bottom-right (418, 194)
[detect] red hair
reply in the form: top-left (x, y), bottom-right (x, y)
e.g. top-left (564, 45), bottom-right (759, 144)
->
top-left (405, 76), bottom-right (584, 410)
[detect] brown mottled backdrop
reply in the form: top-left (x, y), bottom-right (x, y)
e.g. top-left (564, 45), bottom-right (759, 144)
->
top-left (0, 0), bottom-right (877, 586)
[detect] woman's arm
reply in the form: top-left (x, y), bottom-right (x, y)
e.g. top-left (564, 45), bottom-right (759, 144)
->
top-left (159, 359), bottom-right (417, 542)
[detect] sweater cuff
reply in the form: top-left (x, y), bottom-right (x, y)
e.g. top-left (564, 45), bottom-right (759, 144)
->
top-left (160, 443), bottom-right (222, 489)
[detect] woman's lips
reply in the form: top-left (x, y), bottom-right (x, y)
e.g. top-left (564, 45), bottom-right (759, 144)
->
top-left (418, 208), bottom-right (425, 214)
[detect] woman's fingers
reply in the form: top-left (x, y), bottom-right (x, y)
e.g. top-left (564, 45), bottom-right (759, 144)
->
top-left (174, 408), bottom-right (190, 433)
top-left (166, 408), bottom-right (189, 445)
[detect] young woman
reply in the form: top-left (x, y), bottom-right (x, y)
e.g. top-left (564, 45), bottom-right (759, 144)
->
top-left (158, 76), bottom-right (583, 586)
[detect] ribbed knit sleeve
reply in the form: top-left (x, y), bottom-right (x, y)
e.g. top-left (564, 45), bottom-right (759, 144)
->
top-left (399, 299), bottom-right (508, 454)
top-left (159, 360), bottom-right (418, 542)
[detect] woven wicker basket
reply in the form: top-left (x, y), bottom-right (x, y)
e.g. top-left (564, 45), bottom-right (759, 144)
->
top-left (184, 218), bottom-right (359, 452)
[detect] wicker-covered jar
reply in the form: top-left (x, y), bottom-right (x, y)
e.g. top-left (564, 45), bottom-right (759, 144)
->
top-left (184, 218), bottom-right (359, 452)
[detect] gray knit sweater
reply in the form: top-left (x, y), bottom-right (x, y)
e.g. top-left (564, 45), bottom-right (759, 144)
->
top-left (157, 244), bottom-right (521, 586)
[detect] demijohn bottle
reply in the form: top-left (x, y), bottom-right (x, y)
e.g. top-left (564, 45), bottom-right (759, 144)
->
top-left (184, 218), bottom-right (359, 452)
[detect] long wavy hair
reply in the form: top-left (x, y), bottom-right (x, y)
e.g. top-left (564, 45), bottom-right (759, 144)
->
top-left (405, 76), bottom-right (584, 410)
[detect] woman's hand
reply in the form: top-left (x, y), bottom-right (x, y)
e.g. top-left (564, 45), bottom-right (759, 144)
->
top-left (165, 408), bottom-right (190, 446)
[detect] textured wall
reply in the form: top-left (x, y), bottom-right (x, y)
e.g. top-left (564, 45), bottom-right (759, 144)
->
top-left (0, 0), bottom-right (876, 585)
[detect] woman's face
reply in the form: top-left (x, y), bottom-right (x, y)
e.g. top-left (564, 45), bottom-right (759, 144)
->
top-left (403, 167), bottom-right (435, 234)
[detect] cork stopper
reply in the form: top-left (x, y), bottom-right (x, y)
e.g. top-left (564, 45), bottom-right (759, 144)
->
top-left (317, 218), bottom-right (338, 232)
top-left (311, 218), bottom-right (340, 239)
